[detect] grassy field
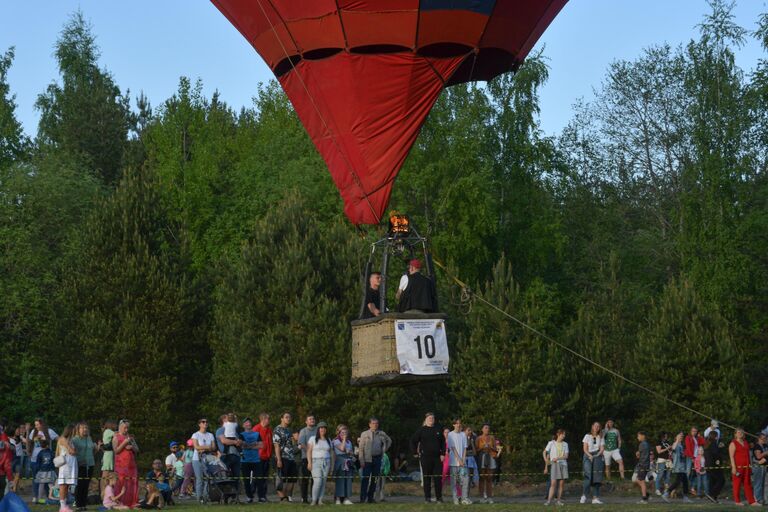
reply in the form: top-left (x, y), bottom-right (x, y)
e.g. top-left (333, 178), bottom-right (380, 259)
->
top-left (78, 503), bottom-right (723, 511)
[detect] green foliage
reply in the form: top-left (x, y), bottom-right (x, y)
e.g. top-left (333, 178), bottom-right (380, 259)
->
top-left (1, 2), bottom-right (768, 471)
top-left (452, 256), bottom-right (564, 468)
top-left (0, 47), bottom-right (27, 167)
top-left (44, 165), bottom-right (207, 460)
top-left (634, 279), bottom-right (749, 434)
top-left (35, 11), bottom-right (132, 186)
top-left (209, 194), bottom-right (412, 435)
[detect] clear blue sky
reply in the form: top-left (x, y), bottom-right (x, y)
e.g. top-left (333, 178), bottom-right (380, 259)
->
top-left (1, 1), bottom-right (765, 138)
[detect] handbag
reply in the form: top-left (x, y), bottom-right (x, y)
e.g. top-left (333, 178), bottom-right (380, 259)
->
top-left (54, 452), bottom-right (67, 468)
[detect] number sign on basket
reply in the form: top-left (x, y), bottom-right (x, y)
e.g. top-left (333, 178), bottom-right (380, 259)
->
top-left (394, 319), bottom-right (449, 375)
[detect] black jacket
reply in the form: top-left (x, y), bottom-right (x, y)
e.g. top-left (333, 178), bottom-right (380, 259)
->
top-left (410, 425), bottom-right (445, 458)
top-left (398, 272), bottom-right (437, 313)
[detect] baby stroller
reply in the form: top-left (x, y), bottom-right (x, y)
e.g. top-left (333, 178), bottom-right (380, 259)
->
top-left (205, 457), bottom-right (239, 504)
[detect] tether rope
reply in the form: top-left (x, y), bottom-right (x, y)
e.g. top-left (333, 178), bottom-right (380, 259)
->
top-left (431, 258), bottom-right (758, 439)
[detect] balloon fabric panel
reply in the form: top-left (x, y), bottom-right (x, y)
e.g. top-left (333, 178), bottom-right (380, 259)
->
top-left (210, 0), bottom-right (568, 224)
top-left (279, 52), bottom-right (466, 224)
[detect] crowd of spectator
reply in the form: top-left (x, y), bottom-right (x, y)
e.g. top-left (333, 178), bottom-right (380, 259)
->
top-left (543, 419), bottom-right (768, 506)
top-left (3, 415), bottom-right (767, 509)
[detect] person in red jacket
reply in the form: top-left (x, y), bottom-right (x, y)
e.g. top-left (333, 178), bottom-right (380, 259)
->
top-left (252, 413), bottom-right (273, 503)
top-left (0, 420), bottom-right (13, 500)
top-left (729, 428), bottom-right (756, 505)
top-left (684, 426), bottom-right (706, 495)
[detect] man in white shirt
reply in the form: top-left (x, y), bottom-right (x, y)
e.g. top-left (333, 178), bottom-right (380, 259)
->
top-left (395, 259), bottom-right (437, 313)
top-left (165, 442), bottom-right (179, 471)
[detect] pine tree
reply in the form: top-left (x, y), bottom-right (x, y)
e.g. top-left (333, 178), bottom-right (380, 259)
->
top-left (451, 256), bottom-right (564, 468)
top-left (209, 193), bottom-right (410, 434)
top-left (35, 11), bottom-right (131, 185)
top-left (633, 279), bottom-right (749, 435)
top-left (45, 165), bottom-right (206, 456)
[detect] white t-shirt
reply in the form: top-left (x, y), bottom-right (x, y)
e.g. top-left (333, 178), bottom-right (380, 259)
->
top-left (308, 436), bottom-right (332, 460)
top-left (582, 434), bottom-right (604, 453)
top-left (545, 440), bottom-right (569, 462)
top-left (447, 431), bottom-right (468, 467)
top-left (398, 275), bottom-right (409, 292)
top-left (165, 453), bottom-right (178, 467)
top-left (223, 422), bottom-right (238, 438)
top-left (29, 428), bottom-right (59, 460)
top-left (12, 438), bottom-right (24, 457)
top-left (191, 432), bottom-right (215, 461)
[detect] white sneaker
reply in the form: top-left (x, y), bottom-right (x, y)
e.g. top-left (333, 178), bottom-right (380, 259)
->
top-left (655, 489), bottom-right (661, 496)
top-left (580, 495), bottom-right (587, 504)
top-left (592, 497), bottom-right (604, 504)
top-left (479, 497), bottom-right (486, 504)
top-left (487, 498), bottom-right (494, 504)
top-left (461, 498), bottom-right (472, 505)
top-left (343, 499), bottom-right (354, 505)
top-left (335, 498), bottom-right (341, 505)
top-left (454, 499), bottom-right (460, 505)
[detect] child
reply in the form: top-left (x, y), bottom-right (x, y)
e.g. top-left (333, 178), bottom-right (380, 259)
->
top-left (139, 483), bottom-right (164, 509)
top-left (545, 429), bottom-right (569, 506)
top-left (47, 484), bottom-right (75, 506)
top-left (179, 440), bottom-right (195, 498)
top-left (172, 451), bottom-right (185, 496)
top-left (694, 445), bottom-right (708, 497)
top-left (34, 439), bottom-right (56, 504)
top-left (635, 431), bottom-right (651, 504)
top-left (103, 472), bottom-right (127, 509)
top-left (223, 413), bottom-right (240, 442)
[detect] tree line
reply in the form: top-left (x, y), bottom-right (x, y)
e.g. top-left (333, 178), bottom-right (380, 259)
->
top-left (1, 2), bottom-right (767, 469)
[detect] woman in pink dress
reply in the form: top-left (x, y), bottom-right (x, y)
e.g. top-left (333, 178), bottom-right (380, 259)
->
top-left (112, 420), bottom-right (139, 508)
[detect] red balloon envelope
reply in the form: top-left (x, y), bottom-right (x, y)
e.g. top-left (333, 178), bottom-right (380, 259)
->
top-left (211, 0), bottom-right (567, 225)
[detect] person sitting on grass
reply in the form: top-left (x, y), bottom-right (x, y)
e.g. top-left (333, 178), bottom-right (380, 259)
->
top-left (139, 482), bottom-right (165, 510)
top-left (102, 472), bottom-right (128, 510)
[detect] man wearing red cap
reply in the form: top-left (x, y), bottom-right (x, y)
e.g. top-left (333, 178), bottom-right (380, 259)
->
top-left (396, 259), bottom-right (437, 313)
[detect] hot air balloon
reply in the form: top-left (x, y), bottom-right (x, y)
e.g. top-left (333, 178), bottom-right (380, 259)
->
top-left (211, 0), bottom-right (567, 385)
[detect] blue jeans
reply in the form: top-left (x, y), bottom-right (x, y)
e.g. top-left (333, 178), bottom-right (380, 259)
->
top-left (311, 458), bottom-right (331, 503)
top-left (360, 455), bottom-right (382, 503)
top-left (192, 460), bottom-right (208, 499)
top-left (753, 466), bottom-right (767, 503)
top-left (333, 458), bottom-right (353, 499)
top-left (695, 473), bottom-right (709, 495)
top-left (685, 457), bottom-right (697, 490)
top-left (655, 462), bottom-right (670, 492)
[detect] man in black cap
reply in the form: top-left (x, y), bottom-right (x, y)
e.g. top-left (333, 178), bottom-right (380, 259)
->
top-left (396, 259), bottom-right (437, 313)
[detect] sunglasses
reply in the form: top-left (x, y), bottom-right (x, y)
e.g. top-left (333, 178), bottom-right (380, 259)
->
top-left (199, 420), bottom-right (208, 424)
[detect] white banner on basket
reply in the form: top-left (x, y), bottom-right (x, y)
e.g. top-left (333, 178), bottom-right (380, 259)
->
top-left (394, 319), bottom-right (449, 375)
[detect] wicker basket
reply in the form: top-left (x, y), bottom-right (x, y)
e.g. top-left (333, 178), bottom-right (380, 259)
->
top-left (350, 313), bottom-right (448, 386)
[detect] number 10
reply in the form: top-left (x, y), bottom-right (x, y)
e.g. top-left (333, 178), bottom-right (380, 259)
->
top-left (413, 335), bottom-right (436, 359)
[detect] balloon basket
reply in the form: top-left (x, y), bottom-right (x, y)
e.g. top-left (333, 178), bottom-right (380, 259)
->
top-left (350, 313), bottom-right (448, 387)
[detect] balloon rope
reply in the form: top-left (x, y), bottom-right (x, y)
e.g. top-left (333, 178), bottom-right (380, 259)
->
top-left (431, 257), bottom-right (757, 439)
top-left (255, 0), bottom-right (381, 225)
